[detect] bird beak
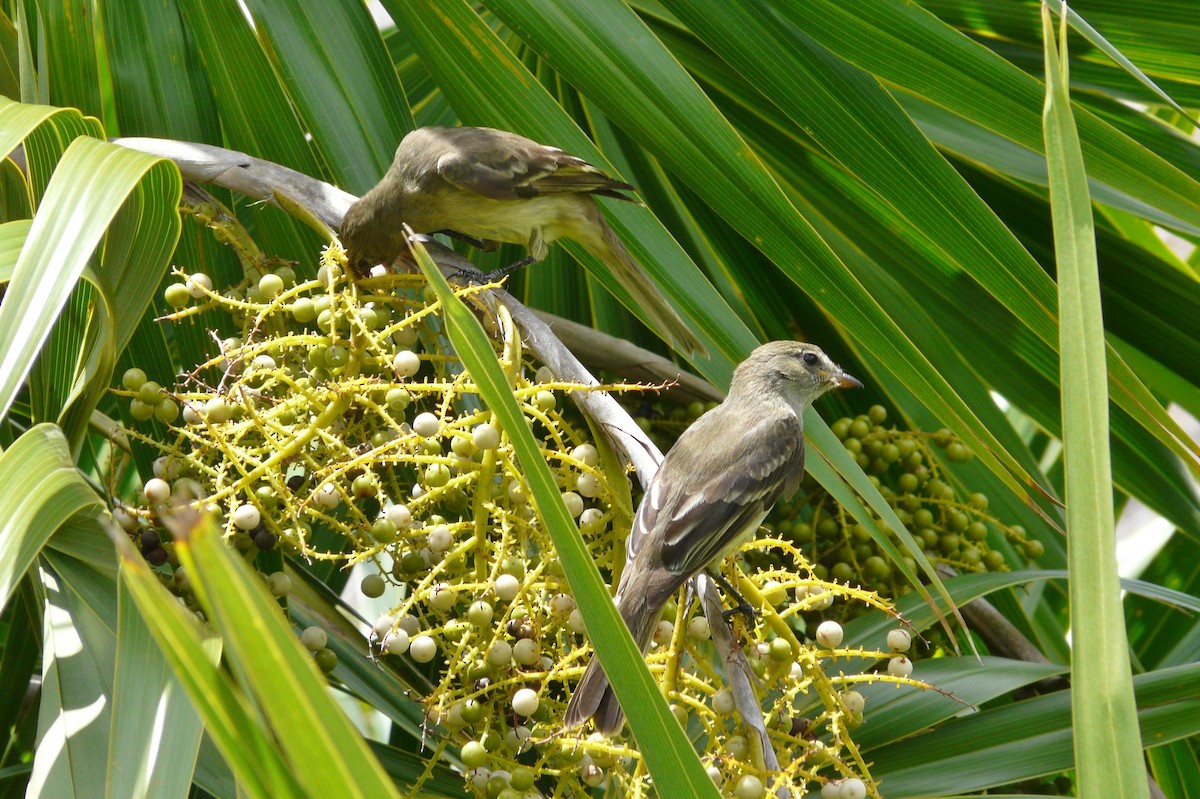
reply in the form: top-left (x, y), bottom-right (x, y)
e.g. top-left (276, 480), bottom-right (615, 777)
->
top-left (834, 371), bottom-right (863, 389)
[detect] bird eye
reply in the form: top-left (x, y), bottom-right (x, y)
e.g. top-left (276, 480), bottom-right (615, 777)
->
top-left (802, 352), bottom-right (819, 366)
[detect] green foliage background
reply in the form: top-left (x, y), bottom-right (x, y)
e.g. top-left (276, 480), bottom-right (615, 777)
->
top-left (1, 0), bottom-right (1199, 797)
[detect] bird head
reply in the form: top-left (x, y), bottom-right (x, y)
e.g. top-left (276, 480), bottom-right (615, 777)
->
top-left (732, 340), bottom-right (862, 409)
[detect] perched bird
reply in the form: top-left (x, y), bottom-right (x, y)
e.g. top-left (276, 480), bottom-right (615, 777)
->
top-left (340, 125), bottom-right (704, 356)
top-left (563, 341), bottom-right (861, 733)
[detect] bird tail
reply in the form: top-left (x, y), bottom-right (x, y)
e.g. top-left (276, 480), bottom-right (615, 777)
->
top-left (562, 573), bottom-right (666, 734)
top-left (582, 212), bottom-right (707, 358)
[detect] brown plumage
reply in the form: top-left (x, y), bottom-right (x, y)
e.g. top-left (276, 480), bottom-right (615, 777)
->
top-left (340, 126), bottom-right (705, 356)
top-left (563, 341), bottom-right (861, 733)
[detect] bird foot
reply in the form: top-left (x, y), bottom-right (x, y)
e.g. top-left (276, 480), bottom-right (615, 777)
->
top-left (483, 255), bottom-right (537, 281)
top-left (711, 570), bottom-right (757, 627)
top-left (444, 266), bottom-right (487, 285)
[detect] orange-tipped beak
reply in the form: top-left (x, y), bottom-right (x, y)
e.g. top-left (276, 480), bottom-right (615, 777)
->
top-left (836, 372), bottom-right (863, 389)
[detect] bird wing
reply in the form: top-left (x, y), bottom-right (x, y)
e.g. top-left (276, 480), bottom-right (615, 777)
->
top-left (634, 408), bottom-right (805, 576)
top-left (432, 127), bottom-right (635, 201)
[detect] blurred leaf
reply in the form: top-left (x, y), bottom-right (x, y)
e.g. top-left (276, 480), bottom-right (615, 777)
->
top-left (171, 513), bottom-right (405, 798)
top-left (0, 131), bottom-right (178, 441)
top-left (242, 0), bottom-right (414, 193)
top-left (174, 0), bottom-right (325, 269)
top-left (106, 577), bottom-right (205, 799)
top-left (101, 0), bottom-right (221, 142)
top-left (769, 0), bottom-right (1200, 235)
top-left (39, 0), bottom-right (102, 118)
top-left (0, 424), bottom-right (104, 615)
top-left (27, 557), bottom-right (113, 799)
top-left (112, 530), bottom-right (308, 799)
top-left (866, 661), bottom-right (1200, 796)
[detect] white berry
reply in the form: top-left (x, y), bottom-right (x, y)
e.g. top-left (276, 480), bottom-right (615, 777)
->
top-left (560, 491), bottom-right (584, 518)
top-left (382, 629), bottom-right (410, 655)
top-left (143, 478), bottom-right (170, 503)
top-left (391, 349), bottom-right (420, 377)
top-left (887, 628), bottom-right (912, 652)
top-left (494, 573), bottom-right (520, 601)
top-left (572, 443), bottom-right (599, 466)
top-left (511, 688), bottom-right (539, 717)
top-left (232, 503), bottom-right (260, 530)
top-left (712, 688), bottom-right (736, 715)
top-left (412, 412), bottom-right (439, 437)
top-left (314, 483), bottom-right (340, 509)
top-left (473, 422), bottom-right (500, 450)
top-left (840, 778), bottom-right (867, 799)
top-left (384, 503), bottom-right (412, 528)
top-left (409, 635), bottom-right (437, 663)
top-left (816, 620), bottom-right (844, 648)
top-left (576, 472), bottom-right (600, 497)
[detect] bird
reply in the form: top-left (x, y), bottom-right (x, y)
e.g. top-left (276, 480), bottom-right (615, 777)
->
top-left (339, 125), bottom-right (705, 356)
top-left (562, 340), bottom-right (861, 733)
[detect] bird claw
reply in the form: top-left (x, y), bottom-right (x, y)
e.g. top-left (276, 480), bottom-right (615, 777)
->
top-left (710, 570), bottom-right (756, 628)
top-left (483, 255), bottom-right (536, 281)
top-left (721, 600), bottom-right (756, 627)
top-left (445, 266), bottom-right (487, 285)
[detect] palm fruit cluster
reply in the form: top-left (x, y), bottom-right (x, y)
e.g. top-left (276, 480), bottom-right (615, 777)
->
top-left (111, 230), bottom-right (919, 797)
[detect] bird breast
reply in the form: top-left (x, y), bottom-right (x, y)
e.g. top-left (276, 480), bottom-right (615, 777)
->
top-left (411, 186), bottom-right (594, 256)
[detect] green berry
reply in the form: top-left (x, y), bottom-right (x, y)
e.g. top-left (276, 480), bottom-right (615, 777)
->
top-left (947, 442), bottom-right (972, 462)
top-left (121, 367), bottom-right (147, 391)
top-left (768, 638), bottom-right (793, 662)
top-left (832, 418), bottom-right (852, 439)
top-left (266, 572), bottom-right (292, 596)
top-left (314, 647), bottom-right (338, 673)
top-left (371, 519), bottom-right (397, 543)
top-left (424, 463), bottom-right (451, 488)
top-left (325, 344), bottom-right (349, 368)
top-left (361, 574), bottom-right (386, 598)
top-left (274, 266), bottom-right (296, 286)
top-left (864, 556), bottom-right (891, 579)
top-left (154, 398), bottom-right (179, 424)
top-left (461, 740), bottom-right (488, 768)
top-left (510, 766), bottom-right (535, 791)
top-left (164, 282), bottom-right (190, 308)
top-left (735, 775), bottom-right (764, 799)
top-left (258, 273), bottom-right (284, 299)
top-left (460, 699), bottom-right (486, 724)
top-left (129, 398), bottom-right (155, 421)
top-left (137, 381), bottom-right (163, 405)
top-left (301, 626), bottom-right (328, 651)
top-left (533, 390), bottom-right (556, 412)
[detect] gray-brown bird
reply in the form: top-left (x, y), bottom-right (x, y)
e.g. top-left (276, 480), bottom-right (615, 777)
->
top-left (563, 341), bottom-right (861, 733)
top-left (339, 126), bottom-right (705, 356)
